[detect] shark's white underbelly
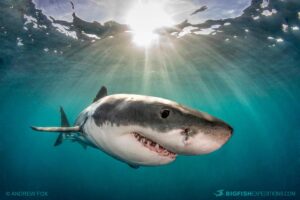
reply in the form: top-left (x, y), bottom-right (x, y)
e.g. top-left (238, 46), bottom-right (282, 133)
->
top-left (80, 117), bottom-right (175, 166)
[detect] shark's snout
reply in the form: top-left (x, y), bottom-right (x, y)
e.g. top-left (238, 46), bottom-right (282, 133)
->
top-left (178, 119), bottom-right (233, 155)
top-left (154, 110), bottom-right (233, 156)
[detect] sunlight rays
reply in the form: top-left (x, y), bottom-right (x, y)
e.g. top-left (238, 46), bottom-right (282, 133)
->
top-left (126, 1), bottom-right (174, 47)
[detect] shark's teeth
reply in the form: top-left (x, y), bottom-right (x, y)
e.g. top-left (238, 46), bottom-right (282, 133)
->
top-left (155, 144), bottom-right (159, 150)
top-left (132, 132), bottom-right (176, 159)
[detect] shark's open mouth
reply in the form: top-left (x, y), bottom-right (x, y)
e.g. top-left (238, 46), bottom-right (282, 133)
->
top-left (132, 132), bottom-right (177, 159)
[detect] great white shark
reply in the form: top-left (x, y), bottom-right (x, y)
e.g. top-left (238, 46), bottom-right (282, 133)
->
top-left (31, 86), bottom-right (233, 168)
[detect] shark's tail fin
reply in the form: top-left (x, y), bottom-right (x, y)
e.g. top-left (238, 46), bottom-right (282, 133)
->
top-left (31, 106), bottom-right (80, 146)
top-left (54, 106), bottom-right (70, 146)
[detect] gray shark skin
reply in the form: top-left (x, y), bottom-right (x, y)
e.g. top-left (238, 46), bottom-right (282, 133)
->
top-left (31, 86), bottom-right (233, 168)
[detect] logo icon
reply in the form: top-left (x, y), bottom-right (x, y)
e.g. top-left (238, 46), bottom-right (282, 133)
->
top-left (214, 189), bottom-right (225, 197)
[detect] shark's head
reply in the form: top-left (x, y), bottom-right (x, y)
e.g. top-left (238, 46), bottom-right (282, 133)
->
top-left (91, 94), bottom-right (233, 167)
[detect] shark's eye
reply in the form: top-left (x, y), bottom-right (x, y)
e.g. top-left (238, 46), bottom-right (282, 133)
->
top-left (160, 109), bottom-right (170, 119)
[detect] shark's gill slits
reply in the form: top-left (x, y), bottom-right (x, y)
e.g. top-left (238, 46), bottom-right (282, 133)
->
top-left (132, 132), bottom-right (177, 159)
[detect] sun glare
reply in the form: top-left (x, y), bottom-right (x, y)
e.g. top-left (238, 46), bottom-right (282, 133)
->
top-left (126, 2), bottom-right (174, 47)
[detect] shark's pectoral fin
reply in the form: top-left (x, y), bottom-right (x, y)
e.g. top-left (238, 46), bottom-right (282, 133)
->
top-left (128, 164), bottom-right (140, 169)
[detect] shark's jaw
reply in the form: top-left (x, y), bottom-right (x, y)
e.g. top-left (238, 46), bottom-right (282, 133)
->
top-left (131, 131), bottom-right (177, 159)
top-left (83, 120), bottom-right (177, 166)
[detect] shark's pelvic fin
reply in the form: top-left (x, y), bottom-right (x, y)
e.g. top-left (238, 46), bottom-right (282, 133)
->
top-left (71, 138), bottom-right (88, 150)
top-left (128, 164), bottom-right (140, 169)
top-left (93, 86), bottom-right (108, 102)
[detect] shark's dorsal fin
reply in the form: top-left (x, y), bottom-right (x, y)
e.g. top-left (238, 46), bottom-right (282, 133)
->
top-left (93, 86), bottom-right (108, 102)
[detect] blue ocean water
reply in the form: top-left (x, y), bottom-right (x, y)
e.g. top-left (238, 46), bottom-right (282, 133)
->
top-left (0, 0), bottom-right (300, 199)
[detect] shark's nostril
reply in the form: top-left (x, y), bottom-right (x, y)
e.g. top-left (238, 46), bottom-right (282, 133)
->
top-left (184, 128), bottom-right (190, 134)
